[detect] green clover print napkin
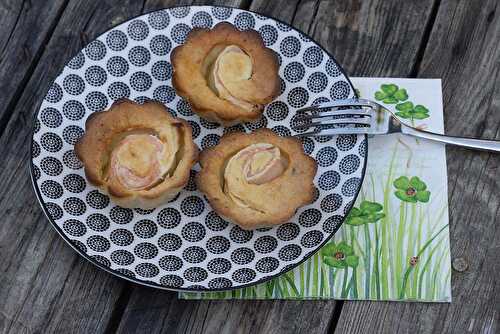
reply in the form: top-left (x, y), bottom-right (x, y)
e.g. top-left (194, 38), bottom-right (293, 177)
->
top-left (180, 78), bottom-right (451, 302)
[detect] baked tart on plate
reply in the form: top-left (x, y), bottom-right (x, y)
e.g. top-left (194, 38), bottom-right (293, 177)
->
top-left (172, 22), bottom-right (280, 126)
top-left (75, 99), bottom-right (198, 209)
top-left (197, 129), bottom-right (317, 230)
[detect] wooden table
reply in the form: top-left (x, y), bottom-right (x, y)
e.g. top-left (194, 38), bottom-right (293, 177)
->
top-left (0, 0), bottom-right (498, 333)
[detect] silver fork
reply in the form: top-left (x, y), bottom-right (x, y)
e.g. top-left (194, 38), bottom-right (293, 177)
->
top-left (294, 98), bottom-right (500, 152)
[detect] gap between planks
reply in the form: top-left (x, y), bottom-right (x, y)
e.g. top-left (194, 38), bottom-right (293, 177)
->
top-left (409, 0), bottom-right (442, 77)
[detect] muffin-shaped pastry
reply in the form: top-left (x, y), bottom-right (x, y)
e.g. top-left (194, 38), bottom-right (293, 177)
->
top-left (75, 99), bottom-right (198, 209)
top-left (197, 129), bottom-right (317, 229)
top-left (172, 22), bottom-right (280, 126)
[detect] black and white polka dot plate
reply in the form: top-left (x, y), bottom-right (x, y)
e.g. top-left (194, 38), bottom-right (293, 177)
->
top-left (30, 6), bottom-right (367, 291)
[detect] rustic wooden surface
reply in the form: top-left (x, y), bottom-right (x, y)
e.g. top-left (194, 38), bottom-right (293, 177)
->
top-left (0, 0), bottom-right (498, 333)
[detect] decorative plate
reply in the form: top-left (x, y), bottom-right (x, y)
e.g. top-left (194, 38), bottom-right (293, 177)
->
top-left (30, 6), bottom-right (367, 291)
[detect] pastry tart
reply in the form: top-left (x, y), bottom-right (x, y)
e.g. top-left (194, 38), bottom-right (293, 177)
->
top-left (75, 99), bottom-right (198, 209)
top-left (197, 129), bottom-right (317, 229)
top-left (172, 22), bottom-right (280, 126)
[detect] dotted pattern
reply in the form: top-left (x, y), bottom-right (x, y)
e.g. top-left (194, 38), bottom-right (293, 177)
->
top-left (31, 6), bottom-right (366, 291)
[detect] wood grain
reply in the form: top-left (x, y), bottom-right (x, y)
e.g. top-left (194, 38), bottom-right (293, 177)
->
top-left (309, 0), bottom-right (438, 77)
top-left (0, 1), bottom-right (147, 333)
top-left (117, 288), bottom-right (338, 334)
top-left (335, 0), bottom-right (500, 333)
top-left (0, 0), bottom-right (68, 133)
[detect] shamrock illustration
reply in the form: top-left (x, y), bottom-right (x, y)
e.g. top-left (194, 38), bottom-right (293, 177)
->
top-left (374, 84), bottom-right (408, 104)
top-left (393, 176), bottom-right (431, 203)
top-left (321, 241), bottom-right (359, 268)
top-left (394, 101), bottom-right (430, 120)
top-left (346, 201), bottom-right (385, 226)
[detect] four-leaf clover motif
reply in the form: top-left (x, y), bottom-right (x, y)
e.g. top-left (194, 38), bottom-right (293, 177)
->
top-left (374, 84), bottom-right (408, 104)
top-left (393, 176), bottom-right (431, 203)
top-left (321, 242), bottom-right (359, 268)
top-left (395, 101), bottom-right (430, 120)
top-left (346, 201), bottom-right (385, 226)
top-left (374, 83), bottom-right (430, 121)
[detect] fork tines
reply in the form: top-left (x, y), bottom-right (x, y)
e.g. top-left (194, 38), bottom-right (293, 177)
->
top-left (293, 100), bottom-right (377, 136)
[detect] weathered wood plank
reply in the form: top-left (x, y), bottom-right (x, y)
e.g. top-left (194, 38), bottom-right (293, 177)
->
top-left (0, 1), bottom-right (148, 333)
top-left (335, 0), bottom-right (500, 333)
top-left (249, 0), bottom-right (301, 22)
top-left (117, 287), bottom-right (339, 334)
top-left (0, 0), bottom-right (68, 133)
top-left (309, 0), bottom-right (438, 77)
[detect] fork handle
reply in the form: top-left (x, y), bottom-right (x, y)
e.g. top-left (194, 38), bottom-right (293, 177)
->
top-left (401, 125), bottom-right (500, 152)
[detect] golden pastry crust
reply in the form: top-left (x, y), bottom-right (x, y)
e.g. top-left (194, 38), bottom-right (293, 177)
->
top-left (171, 22), bottom-right (280, 126)
top-left (197, 129), bottom-right (317, 229)
top-left (75, 99), bottom-right (198, 209)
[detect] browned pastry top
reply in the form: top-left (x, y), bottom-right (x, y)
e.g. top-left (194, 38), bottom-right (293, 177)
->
top-left (197, 129), bottom-right (317, 229)
top-left (75, 99), bottom-right (198, 208)
top-left (172, 22), bottom-right (280, 126)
